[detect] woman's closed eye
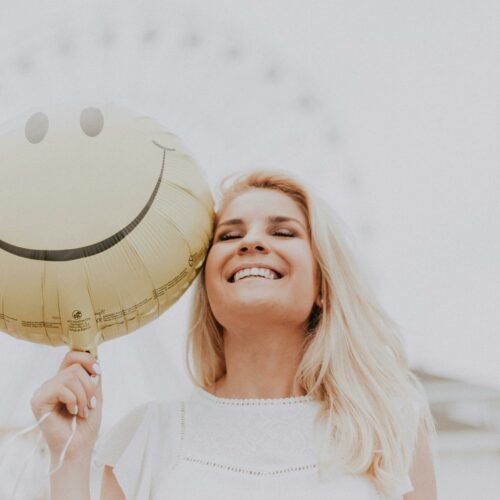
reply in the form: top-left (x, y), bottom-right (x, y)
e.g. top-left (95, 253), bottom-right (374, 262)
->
top-left (217, 229), bottom-right (295, 241)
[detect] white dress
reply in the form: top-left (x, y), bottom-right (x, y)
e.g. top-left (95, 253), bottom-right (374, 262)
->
top-left (91, 387), bottom-right (413, 500)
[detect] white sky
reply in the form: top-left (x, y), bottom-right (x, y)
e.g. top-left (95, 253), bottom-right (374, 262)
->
top-left (0, 0), bottom-right (499, 427)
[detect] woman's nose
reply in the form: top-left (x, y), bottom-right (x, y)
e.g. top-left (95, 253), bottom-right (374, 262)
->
top-left (237, 236), bottom-right (269, 255)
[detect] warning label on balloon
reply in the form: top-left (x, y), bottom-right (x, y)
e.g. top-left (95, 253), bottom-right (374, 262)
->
top-left (21, 320), bottom-right (61, 329)
top-left (0, 313), bottom-right (17, 322)
top-left (153, 268), bottom-right (188, 299)
top-left (99, 299), bottom-right (151, 322)
top-left (68, 312), bottom-right (91, 332)
top-left (1, 314), bottom-right (61, 329)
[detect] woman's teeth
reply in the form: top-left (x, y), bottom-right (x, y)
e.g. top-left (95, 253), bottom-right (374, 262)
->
top-left (232, 267), bottom-right (279, 282)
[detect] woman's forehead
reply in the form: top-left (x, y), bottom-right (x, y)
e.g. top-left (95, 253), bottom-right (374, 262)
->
top-left (216, 189), bottom-right (307, 224)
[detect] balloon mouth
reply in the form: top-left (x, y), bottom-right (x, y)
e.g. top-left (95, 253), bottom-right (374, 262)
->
top-left (0, 140), bottom-right (174, 262)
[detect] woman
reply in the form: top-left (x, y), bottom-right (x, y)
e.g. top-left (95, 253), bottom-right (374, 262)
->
top-left (31, 170), bottom-right (437, 499)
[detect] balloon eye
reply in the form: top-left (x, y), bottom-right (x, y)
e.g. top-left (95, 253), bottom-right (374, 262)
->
top-left (80, 107), bottom-right (104, 137)
top-left (25, 112), bottom-right (49, 144)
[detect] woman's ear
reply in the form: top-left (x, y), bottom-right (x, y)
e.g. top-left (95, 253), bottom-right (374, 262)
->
top-left (315, 296), bottom-right (323, 308)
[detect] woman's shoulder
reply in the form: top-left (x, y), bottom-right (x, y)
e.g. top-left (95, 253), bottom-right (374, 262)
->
top-left (91, 398), bottom-right (185, 498)
top-left (93, 398), bottom-right (184, 466)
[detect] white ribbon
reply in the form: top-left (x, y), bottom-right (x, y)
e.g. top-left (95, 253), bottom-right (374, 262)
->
top-left (0, 411), bottom-right (78, 498)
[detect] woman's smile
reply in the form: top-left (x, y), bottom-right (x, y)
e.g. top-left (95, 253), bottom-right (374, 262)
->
top-left (228, 264), bottom-right (283, 282)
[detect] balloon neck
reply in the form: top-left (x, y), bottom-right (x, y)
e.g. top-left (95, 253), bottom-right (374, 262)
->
top-left (68, 331), bottom-right (100, 358)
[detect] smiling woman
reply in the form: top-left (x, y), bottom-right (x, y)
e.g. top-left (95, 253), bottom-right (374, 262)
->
top-left (204, 188), bottom-right (319, 342)
top-left (181, 172), bottom-right (437, 499)
top-left (35, 169), bottom-right (437, 499)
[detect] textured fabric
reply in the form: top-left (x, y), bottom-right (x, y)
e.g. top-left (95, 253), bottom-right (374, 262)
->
top-left (92, 388), bottom-right (414, 500)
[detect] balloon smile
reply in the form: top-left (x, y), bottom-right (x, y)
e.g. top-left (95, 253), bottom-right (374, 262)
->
top-left (0, 140), bottom-right (174, 262)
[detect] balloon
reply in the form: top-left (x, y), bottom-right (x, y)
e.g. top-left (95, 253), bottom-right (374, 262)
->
top-left (0, 103), bottom-right (214, 356)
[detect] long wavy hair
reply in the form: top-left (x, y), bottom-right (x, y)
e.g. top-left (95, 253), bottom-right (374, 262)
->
top-left (186, 170), bottom-right (434, 496)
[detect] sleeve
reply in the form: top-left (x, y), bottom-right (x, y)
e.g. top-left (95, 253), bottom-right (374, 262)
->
top-left (388, 389), bottom-right (432, 499)
top-left (389, 474), bottom-right (414, 498)
top-left (90, 401), bottom-right (159, 500)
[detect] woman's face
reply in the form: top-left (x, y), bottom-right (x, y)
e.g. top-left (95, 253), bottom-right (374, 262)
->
top-left (205, 188), bottom-right (319, 330)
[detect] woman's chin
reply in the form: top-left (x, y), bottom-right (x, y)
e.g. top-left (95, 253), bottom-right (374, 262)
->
top-left (222, 295), bottom-right (284, 318)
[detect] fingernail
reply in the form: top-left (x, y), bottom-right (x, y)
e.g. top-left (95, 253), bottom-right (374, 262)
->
top-left (92, 362), bottom-right (101, 375)
top-left (72, 404), bottom-right (79, 415)
top-left (90, 396), bottom-right (97, 409)
top-left (91, 375), bottom-right (100, 386)
top-left (83, 407), bottom-right (89, 418)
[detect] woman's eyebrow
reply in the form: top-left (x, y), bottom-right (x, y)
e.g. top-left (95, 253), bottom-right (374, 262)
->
top-left (217, 218), bottom-right (244, 228)
top-left (217, 216), bottom-right (306, 230)
top-left (268, 215), bottom-right (306, 230)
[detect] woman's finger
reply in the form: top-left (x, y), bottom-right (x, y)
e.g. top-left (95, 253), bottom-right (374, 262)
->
top-left (55, 385), bottom-right (79, 416)
top-left (70, 364), bottom-right (101, 414)
top-left (62, 374), bottom-right (89, 418)
top-left (57, 350), bottom-right (101, 378)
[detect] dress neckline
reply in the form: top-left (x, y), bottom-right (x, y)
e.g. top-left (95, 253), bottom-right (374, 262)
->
top-left (194, 386), bottom-right (316, 406)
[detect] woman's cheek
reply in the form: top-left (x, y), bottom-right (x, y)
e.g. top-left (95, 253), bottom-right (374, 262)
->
top-left (204, 248), bottom-right (219, 281)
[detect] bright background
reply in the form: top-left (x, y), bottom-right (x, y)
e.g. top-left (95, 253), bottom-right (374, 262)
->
top-left (0, 1), bottom-right (499, 499)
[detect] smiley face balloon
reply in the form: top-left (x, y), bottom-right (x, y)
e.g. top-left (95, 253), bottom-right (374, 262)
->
top-left (0, 103), bottom-right (214, 356)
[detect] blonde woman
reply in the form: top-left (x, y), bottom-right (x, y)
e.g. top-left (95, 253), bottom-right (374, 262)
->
top-left (32, 170), bottom-right (437, 499)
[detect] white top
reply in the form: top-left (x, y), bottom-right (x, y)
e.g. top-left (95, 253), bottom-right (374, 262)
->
top-left (91, 387), bottom-right (413, 499)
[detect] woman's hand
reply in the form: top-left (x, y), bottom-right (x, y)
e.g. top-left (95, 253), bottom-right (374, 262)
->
top-left (30, 350), bottom-right (103, 461)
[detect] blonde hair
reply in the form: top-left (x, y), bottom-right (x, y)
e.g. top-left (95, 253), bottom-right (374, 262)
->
top-left (186, 169), bottom-right (435, 496)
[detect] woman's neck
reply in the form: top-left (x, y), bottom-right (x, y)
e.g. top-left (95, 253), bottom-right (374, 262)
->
top-left (210, 324), bottom-right (307, 399)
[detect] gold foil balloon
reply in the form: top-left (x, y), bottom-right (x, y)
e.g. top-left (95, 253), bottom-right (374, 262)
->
top-left (0, 103), bottom-right (214, 357)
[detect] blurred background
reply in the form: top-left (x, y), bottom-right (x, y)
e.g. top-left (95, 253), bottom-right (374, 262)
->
top-left (0, 1), bottom-right (499, 498)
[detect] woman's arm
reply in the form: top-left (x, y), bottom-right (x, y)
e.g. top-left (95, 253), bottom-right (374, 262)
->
top-left (49, 455), bottom-right (91, 500)
top-left (404, 425), bottom-right (437, 500)
top-left (100, 465), bottom-right (126, 500)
